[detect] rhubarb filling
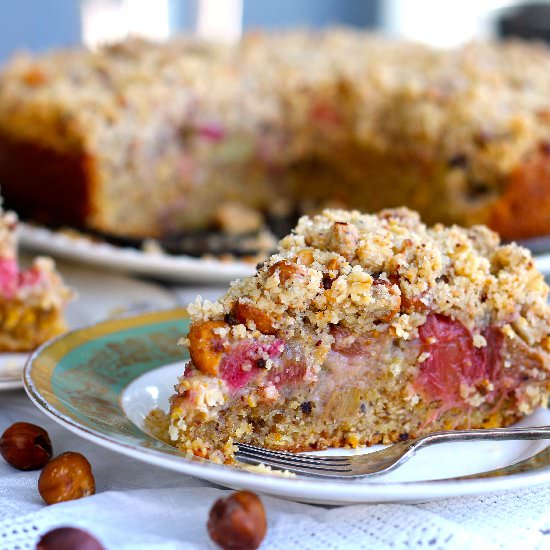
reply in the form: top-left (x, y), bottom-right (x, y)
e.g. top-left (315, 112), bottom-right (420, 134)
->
top-left (165, 311), bottom-right (537, 463)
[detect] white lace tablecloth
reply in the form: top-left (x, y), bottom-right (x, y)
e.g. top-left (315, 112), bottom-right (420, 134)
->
top-left (1, 391), bottom-right (550, 550)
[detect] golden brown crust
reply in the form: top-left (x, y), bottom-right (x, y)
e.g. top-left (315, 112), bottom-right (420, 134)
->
top-left (490, 147), bottom-right (550, 239)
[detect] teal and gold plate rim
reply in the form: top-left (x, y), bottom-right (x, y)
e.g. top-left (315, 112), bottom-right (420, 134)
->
top-left (22, 308), bottom-right (550, 505)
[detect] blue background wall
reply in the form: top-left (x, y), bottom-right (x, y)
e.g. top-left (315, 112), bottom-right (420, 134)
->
top-left (0, 0), bottom-right (378, 62)
top-left (243, 0), bottom-right (376, 29)
top-left (0, 0), bottom-right (81, 61)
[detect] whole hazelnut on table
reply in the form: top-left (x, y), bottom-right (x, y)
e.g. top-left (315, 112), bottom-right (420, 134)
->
top-left (36, 527), bottom-right (105, 550)
top-left (38, 452), bottom-right (95, 505)
top-left (208, 490), bottom-right (267, 550)
top-left (0, 422), bottom-right (52, 470)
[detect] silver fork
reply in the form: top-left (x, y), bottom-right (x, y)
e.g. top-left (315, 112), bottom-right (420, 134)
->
top-left (235, 426), bottom-right (550, 478)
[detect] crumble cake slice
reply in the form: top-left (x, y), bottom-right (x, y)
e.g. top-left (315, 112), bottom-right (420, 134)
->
top-left (159, 208), bottom-right (550, 463)
top-left (0, 209), bottom-right (72, 351)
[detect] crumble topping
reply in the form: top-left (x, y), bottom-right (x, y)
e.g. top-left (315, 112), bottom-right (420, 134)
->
top-left (0, 211), bottom-right (72, 307)
top-left (189, 208), bottom-right (550, 358)
top-left (4, 31), bottom-right (550, 185)
top-left (0, 210), bottom-right (17, 257)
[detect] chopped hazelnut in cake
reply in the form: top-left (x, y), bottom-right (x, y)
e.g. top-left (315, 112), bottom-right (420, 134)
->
top-left (154, 208), bottom-right (550, 463)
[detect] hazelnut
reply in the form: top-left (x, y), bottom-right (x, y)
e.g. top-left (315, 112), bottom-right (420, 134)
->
top-left (232, 302), bottom-right (275, 335)
top-left (0, 422), bottom-right (52, 470)
top-left (326, 258), bottom-right (340, 271)
top-left (267, 260), bottom-right (305, 284)
top-left (188, 320), bottom-right (228, 375)
top-left (295, 248), bottom-right (314, 266)
top-left (36, 527), bottom-right (105, 550)
top-left (23, 66), bottom-right (47, 87)
top-left (38, 452), bottom-right (95, 505)
top-left (326, 221), bottom-right (359, 262)
top-left (208, 491), bottom-right (267, 550)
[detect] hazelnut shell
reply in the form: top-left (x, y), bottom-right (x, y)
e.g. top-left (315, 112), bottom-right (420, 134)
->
top-left (208, 490), bottom-right (267, 550)
top-left (38, 452), bottom-right (95, 505)
top-left (0, 422), bottom-right (52, 470)
top-left (36, 527), bottom-right (105, 550)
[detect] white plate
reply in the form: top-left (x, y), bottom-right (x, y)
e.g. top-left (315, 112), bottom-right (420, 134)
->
top-left (0, 354), bottom-right (28, 390)
top-left (124, 363), bottom-right (550, 490)
top-left (18, 222), bottom-right (550, 283)
top-left (34, 360), bottom-right (550, 505)
top-left (23, 310), bottom-right (550, 505)
top-left (0, 258), bottom-right (177, 390)
top-left (19, 223), bottom-right (255, 284)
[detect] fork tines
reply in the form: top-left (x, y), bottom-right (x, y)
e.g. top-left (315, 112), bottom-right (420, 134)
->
top-left (235, 442), bottom-right (354, 476)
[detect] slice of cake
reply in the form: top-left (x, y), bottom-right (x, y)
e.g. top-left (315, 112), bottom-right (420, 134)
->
top-left (162, 208), bottom-right (550, 463)
top-left (0, 209), bottom-right (72, 351)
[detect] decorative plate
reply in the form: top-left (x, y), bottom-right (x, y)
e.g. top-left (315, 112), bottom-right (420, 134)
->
top-left (0, 259), bottom-right (176, 390)
top-left (19, 223), bottom-right (255, 284)
top-left (23, 309), bottom-right (550, 505)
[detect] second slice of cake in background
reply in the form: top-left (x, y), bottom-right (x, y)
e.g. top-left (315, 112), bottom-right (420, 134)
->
top-left (0, 209), bottom-right (72, 351)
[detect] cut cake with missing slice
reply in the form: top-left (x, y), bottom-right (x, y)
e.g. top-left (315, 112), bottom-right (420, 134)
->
top-left (157, 208), bottom-right (550, 463)
top-left (7, 33), bottom-right (550, 240)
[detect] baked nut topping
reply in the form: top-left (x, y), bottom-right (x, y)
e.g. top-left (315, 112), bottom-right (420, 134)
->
top-left (232, 302), bottom-right (276, 335)
top-left (0, 422), bottom-right (52, 470)
top-left (38, 452), bottom-right (95, 505)
top-left (22, 66), bottom-right (47, 87)
top-left (188, 320), bottom-right (228, 375)
top-left (326, 258), bottom-right (340, 271)
top-left (326, 221), bottom-right (359, 261)
top-left (295, 248), bottom-right (314, 266)
top-left (36, 527), bottom-right (105, 550)
top-left (267, 260), bottom-right (306, 284)
top-left (208, 490), bottom-right (267, 550)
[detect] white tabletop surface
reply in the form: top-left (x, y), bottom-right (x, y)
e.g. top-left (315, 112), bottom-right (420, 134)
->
top-left (2, 391), bottom-right (550, 550)
top-left (1, 274), bottom-right (550, 550)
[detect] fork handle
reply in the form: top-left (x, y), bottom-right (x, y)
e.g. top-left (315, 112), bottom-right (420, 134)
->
top-left (416, 426), bottom-right (550, 448)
